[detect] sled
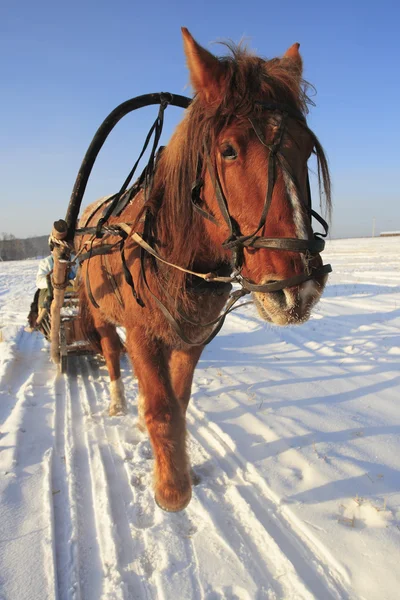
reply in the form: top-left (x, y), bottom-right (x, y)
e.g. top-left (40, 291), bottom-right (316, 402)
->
top-left (36, 287), bottom-right (97, 374)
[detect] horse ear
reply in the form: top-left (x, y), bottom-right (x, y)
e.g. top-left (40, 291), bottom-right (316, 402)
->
top-left (283, 42), bottom-right (303, 77)
top-left (181, 27), bottom-right (225, 103)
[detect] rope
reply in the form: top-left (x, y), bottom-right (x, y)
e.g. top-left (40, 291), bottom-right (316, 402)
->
top-left (48, 234), bottom-right (72, 249)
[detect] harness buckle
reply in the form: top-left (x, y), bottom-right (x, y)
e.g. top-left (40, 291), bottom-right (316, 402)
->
top-left (304, 250), bottom-right (312, 276)
top-left (231, 269), bottom-right (244, 286)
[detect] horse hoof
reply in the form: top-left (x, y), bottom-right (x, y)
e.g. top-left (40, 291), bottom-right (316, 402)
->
top-left (154, 486), bottom-right (192, 513)
top-left (109, 403), bottom-right (127, 417)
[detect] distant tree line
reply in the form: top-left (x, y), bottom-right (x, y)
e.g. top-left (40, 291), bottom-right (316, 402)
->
top-left (0, 233), bottom-right (49, 261)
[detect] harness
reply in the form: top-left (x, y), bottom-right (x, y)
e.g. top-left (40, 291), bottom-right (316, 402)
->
top-left (68, 92), bottom-right (332, 346)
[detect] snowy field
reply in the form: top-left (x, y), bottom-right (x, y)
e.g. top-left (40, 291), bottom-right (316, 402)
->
top-left (0, 237), bottom-right (399, 600)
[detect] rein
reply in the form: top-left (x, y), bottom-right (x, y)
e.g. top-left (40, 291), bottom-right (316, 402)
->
top-left (70, 93), bottom-right (332, 346)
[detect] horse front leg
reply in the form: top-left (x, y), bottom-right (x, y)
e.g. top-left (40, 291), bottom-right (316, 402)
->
top-left (169, 346), bottom-right (204, 487)
top-left (169, 346), bottom-right (204, 414)
top-left (127, 329), bottom-right (191, 512)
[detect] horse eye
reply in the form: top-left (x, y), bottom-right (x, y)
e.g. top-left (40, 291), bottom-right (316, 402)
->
top-left (221, 145), bottom-right (238, 160)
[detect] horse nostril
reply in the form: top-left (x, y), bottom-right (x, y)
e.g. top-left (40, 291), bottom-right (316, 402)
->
top-left (269, 289), bottom-right (286, 306)
top-left (261, 280), bottom-right (287, 306)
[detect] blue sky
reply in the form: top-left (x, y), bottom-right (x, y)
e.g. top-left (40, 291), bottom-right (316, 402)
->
top-left (1, 0), bottom-right (399, 239)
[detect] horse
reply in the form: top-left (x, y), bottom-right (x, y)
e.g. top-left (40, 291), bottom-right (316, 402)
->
top-left (76, 28), bottom-right (331, 512)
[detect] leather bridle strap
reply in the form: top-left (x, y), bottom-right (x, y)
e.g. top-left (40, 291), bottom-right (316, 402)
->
top-left (199, 106), bottom-right (331, 277)
top-left (205, 115), bottom-right (284, 257)
top-left (140, 284), bottom-right (251, 347)
top-left (311, 209), bottom-right (329, 237)
top-left (236, 263), bottom-right (332, 293)
top-left (235, 236), bottom-right (325, 253)
top-left (128, 228), bottom-right (331, 293)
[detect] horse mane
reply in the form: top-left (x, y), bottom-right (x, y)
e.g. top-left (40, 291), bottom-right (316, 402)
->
top-left (137, 43), bottom-right (331, 307)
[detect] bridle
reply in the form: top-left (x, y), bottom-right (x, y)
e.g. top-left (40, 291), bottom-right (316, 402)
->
top-left (69, 92), bottom-right (332, 346)
top-left (190, 100), bottom-right (332, 294)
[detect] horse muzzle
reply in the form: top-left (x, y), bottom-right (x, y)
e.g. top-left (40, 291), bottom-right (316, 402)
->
top-left (252, 273), bottom-right (328, 326)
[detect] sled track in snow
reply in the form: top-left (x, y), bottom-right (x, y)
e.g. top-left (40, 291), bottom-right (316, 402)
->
top-left (22, 345), bottom-right (353, 600)
top-left (0, 330), bottom-right (58, 600)
top-left (186, 402), bottom-right (351, 599)
top-left (1, 330), bottom-right (358, 600)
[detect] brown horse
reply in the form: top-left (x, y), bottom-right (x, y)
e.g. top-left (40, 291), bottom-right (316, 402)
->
top-left (77, 28), bottom-right (331, 512)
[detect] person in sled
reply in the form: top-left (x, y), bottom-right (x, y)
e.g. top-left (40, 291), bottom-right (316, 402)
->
top-left (26, 248), bottom-right (77, 331)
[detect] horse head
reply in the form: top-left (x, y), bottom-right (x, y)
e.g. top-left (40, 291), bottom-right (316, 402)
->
top-left (179, 28), bottom-right (331, 326)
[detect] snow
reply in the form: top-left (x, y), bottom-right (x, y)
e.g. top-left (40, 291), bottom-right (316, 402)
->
top-left (0, 237), bottom-right (399, 600)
